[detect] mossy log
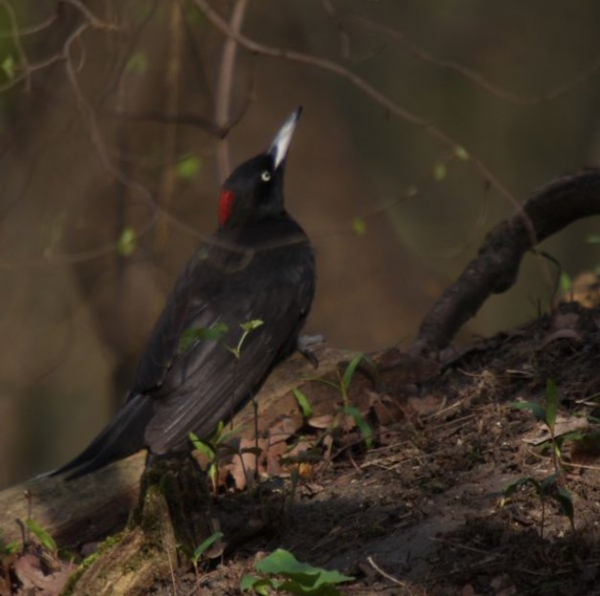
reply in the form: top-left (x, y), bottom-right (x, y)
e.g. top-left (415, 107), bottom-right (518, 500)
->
top-left (0, 344), bottom-right (348, 548)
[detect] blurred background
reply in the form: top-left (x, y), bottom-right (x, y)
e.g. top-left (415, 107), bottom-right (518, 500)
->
top-left (1, 0), bottom-right (600, 487)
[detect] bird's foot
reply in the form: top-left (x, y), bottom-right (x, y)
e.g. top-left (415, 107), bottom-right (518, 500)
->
top-left (297, 334), bottom-right (324, 368)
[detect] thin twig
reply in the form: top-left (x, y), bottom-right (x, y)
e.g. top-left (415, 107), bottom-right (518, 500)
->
top-left (351, 16), bottom-right (600, 106)
top-left (0, 0), bottom-right (31, 90)
top-left (0, 11), bottom-right (56, 37)
top-left (366, 556), bottom-right (414, 594)
top-left (155, 0), bottom-right (183, 251)
top-left (192, 0), bottom-right (530, 238)
top-left (60, 0), bottom-right (119, 31)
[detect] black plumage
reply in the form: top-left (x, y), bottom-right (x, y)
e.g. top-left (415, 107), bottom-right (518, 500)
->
top-left (53, 108), bottom-right (315, 479)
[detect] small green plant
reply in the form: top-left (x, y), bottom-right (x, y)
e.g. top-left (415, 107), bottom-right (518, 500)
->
top-left (189, 421), bottom-right (244, 492)
top-left (227, 320), bottom-right (264, 359)
top-left (241, 548), bottom-right (353, 595)
top-left (25, 518), bottom-right (57, 554)
top-left (178, 319), bottom-right (264, 360)
top-left (510, 379), bottom-right (562, 471)
top-left (0, 531), bottom-right (18, 556)
top-left (187, 531), bottom-right (224, 595)
top-left (503, 472), bottom-right (574, 536)
top-left (309, 352), bottom-right (374, 449)
top-left (191, 530), bottom-right (223, 570)
top-left (179, 321), bottom-right (229, 354)
top-left (505, 379), bottom-right (575, 534)
top-left (291, 387), bottom-right (313, 420)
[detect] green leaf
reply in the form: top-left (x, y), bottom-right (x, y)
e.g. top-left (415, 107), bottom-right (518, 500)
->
top-left (433, 163), bottom-right (447, 181)
top-left (292, 388), bottom-right (313, 419)
top-left (240, 575), bottom-right (275, 595)
top-left (345, 405), bottom-right (373, 448)
top-left (0, 531), bottom-right (19, 555)
top-left (540, 472), bottom-right (559, 494)
top-left (509, 401), bottom-right (546, 424)
top-left (25, 519), bottom-right (56, 553)
top-left (2, 55), bottom-right (14, 80)
top-left (585, 234), bottom-right (600, 244)
top-left (117, 226), bottom-right (137, 256)
top-left (454, 145), bottom-right (469, 160)
top-left (212, 420), bottom-right (225, 442)
top-left (192, 531), bottom-right (223, 563)
top-left (207, 462), bottom-right (217, 485)
top-left (342, 353), bottom-right (364, 395)
top-left (240, 319), bottom-right (264, 333)
top-left (559, 272), bottom-right (572, 293)
top-left (189, 432), bottom-right (215, 460)
top-left (503, 476), bottom-right (541, 498)
top-left (352, 217), bottom-right (366, 236)
top-left (176, 155), bottom-right (202, 179)
top-left (179, 322), bottom-right (229, 353)
top-left (554, 487), bottom-right (574, 522)
top-left (255, 549), bottom-right (354, 587)
top-left (544, 379), bottom-right (558, 431)
top-left (125, 51), bottom-right (148, 74)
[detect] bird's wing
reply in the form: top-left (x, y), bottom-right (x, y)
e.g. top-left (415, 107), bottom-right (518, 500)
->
top-left (132, 251), bottom-right (314, 454)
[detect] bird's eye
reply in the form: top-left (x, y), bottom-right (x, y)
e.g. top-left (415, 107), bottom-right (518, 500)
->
top-left (260, 170), bottom-right (271, 182)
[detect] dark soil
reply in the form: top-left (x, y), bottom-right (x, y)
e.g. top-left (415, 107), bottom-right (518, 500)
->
top-left (6, 301), bottom-right (600, 596)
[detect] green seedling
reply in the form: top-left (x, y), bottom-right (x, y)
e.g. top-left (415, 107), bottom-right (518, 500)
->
top-left (178, 319), bottom-right (264, 360)
top-left (227, 319), bottom-right (264, 359)
top-left (503, 472), bottom-right (574, 536)
top-left (292, 387), bottom-right (313, 420)
top-left (510, 379), bottom-right (561, 470)
top-left (506, 379), bottom-right (575, 535)
top-left (190, 421), bottom-right (245, 493)
top-left (25, 518), bottom-right (57, 554)
top-left (179, 321), bottom-right (229, 354)
top-left (191, 531), bottom-right (224, 568)
top-left (191, 531), bottom-right (224, 594)
top-left (309, 352), bottom-right (374, 449)
top-left (241, 548), bottom-right (353, 595)
top-left (0, 531), bottom-right (18, 556)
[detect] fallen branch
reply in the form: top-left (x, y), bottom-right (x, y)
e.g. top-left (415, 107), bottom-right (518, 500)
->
top-left (410, 168), bottom-right (600, 356)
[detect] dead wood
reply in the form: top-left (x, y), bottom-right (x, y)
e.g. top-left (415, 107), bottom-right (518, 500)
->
top-left (410, 168), bottom-right (600, 356)
top-left (0, 344), bottom-right (348, 548)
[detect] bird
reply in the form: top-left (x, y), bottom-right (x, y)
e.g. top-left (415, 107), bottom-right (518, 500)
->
top-left (52, 107), bottom-right (315, 479)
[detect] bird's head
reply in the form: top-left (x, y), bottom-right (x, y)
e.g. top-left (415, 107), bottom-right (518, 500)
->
top-left (218, 107), bottom-right (301, 230)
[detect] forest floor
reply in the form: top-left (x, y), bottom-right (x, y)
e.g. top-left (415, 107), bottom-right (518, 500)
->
top-left (4, 301), bottom-right (600, 596)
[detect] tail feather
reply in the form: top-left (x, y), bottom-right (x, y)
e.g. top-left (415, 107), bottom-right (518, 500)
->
top-left (50, 394), bottom-right (153, 480)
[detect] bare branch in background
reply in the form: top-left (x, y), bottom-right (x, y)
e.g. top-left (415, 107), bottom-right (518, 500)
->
top-left (106, 110), bottom-right (225, 137)
top-left (155, 0), bottom-right (183, 251)
top-left (321, 0), bottom-right (350, 59)
top-left (59, 0), bottom-right (117, 30)
top-left (351, 16), bottom-right (600, 106)
top-left (192, 0), bottom-right (525, 233)
top-left (0, 10), bottom-right (56, 38)
top-left (0, 0), bottom-right (118, 95)
top-left (214, 0), bottom-right (249, 182)
top-left (0, 0), bottom-right (31, 90)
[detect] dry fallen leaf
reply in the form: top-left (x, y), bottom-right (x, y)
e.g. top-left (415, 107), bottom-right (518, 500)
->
top-left (13, 553), bottom-right (75, 596)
